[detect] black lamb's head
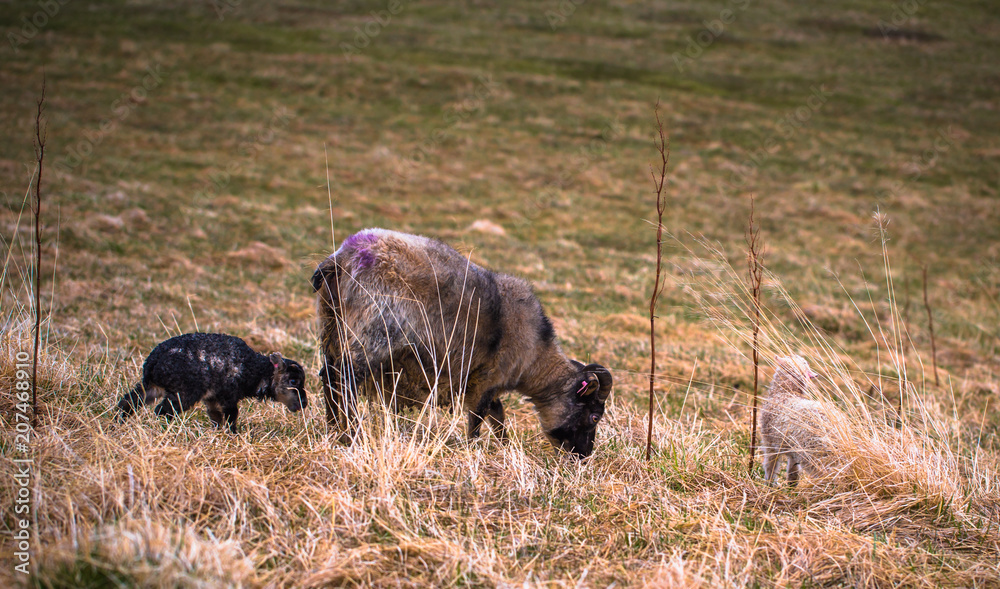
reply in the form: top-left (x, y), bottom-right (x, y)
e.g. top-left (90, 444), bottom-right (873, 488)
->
top-left (543, 362), bottom-right (613, 458)
top-left (269, 353), bottom-right (307, 412)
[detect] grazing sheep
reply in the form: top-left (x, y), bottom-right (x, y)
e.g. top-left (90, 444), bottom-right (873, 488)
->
top-left (116, 333), bottom-right (307, 433)
top-left (759, 355), bottom-right (843, 485)
top-left (312, 228), bottom-right (613, 457)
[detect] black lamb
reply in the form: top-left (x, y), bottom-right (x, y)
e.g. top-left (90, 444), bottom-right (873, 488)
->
top-left (116, 333), bottom-right (307, 432)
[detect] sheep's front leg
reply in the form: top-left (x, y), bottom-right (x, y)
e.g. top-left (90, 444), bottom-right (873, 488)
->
top-left (321, 356), bottom-right (360, 445)
top-left (762, 450), bottom-right (777, 484)
top-left (206, 402), bottom-right (225, 429)
top-left (787, 455), bottom-right (801, 487)
top-left (223, 405), bottom-right (239, 433)
top-left (468, 388), bottom-right (505, 440)
top-left (485, 399), bottom-right (506, 441)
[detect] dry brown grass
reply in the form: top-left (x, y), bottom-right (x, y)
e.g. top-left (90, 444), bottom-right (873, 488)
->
top-left (2, 171), bottom-right (997, 585)
top-left (3, 251), bottom-right (999, 587)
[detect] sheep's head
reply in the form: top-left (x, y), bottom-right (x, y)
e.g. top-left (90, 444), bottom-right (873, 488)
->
top-left (542, 362), bottom-right (613, 458)
top-left (269, 353), bottom-right (308, 412)
top-left (772, 355), bottom-right (818, 395)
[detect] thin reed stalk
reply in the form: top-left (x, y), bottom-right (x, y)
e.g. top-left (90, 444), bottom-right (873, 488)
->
top-left (31, 75), bottom-right (46, 429)
top-left (745, 194), bottom-right (764, 475)
top-left (923, 265), bottom-right (939, 387)
top-left (647, 100), bottom-right (669, 461)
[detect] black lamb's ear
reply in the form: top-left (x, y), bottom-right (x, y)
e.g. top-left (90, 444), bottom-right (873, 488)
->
top-left (570, 359), bottom-right (585, 370)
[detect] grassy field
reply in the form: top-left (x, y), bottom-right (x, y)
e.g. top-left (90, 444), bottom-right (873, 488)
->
top-left (2, 0), bottom-right (1000, 586)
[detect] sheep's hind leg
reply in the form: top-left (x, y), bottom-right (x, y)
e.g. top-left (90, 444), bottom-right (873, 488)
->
top-left (206, 402), bottom-right (225, 428)
top-left (153, 390), bottom-right (191, 422)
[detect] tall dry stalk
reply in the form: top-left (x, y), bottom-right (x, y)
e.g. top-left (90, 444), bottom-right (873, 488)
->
top-left (922, 265), bottom-right (939, 387)
top-left (745, 194), bottom-right (764, 475)
top-left (32, 75), bottom-right (46, 429)
top-left (646, 101), bottom-right (669, 461)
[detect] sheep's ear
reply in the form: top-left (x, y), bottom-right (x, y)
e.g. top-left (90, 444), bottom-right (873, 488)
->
top-left (582, 364), bottom-right (613, 402)
top-left (573, 364), bottom-right (613, 402)
top-left (579, 374), bottom-right (599, 396)
top-left (269, 352), bottom-right (283, 369)
top-left (571, 361), bottom-right (600, 396)
top-left (311, 268), bottom-right (326, 292)
top-left (312, 259), bottom-right (343, 292)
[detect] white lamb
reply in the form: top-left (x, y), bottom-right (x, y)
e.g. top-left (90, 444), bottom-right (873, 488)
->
top-left (759, 355), bottom-right (846, 485)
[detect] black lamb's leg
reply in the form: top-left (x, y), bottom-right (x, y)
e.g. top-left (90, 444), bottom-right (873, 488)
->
top-left (116, 382), bottom-right (146, 420)
top-left (206, 402), bottom-right (225, 428)
top-left (223, 405), bottom-right (239, 434)
top-left (154, 391), bottom-right (188, 422)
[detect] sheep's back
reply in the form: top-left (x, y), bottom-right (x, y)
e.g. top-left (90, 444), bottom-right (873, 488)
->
top-left (331, 229), bottom-right (505, 359)
top-left (768, 396), bottom-right (846, 470)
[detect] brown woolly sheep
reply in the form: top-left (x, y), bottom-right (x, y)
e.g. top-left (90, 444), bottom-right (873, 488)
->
top-left (311, 228), bottom-right (613, 457)
top-left (759, 355), bottom-right (846, 485)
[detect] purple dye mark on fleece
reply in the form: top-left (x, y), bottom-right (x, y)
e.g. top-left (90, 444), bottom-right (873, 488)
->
top-left (354, 247), bottom-right (377, 270)
top-left (341, 230), bottom-right (378, 251)
top-left (342, 230), bottom-right (379, 270)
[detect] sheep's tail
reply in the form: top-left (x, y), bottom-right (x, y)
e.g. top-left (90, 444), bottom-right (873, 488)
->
top-left (116, 381), bottom-right (148, 420)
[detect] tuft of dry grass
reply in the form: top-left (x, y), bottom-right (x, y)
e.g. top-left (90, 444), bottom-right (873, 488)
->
top-left (2, 287), bottom-right (998, 587)
top-left (673, 223), bottom-right (1000, 550)
top-left (1, 190), bottom-right (998, 586)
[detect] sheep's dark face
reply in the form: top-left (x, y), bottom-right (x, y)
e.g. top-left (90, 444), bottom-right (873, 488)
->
top-left (544, 363), bottom-right (613, 458)
top-left (270, 354), bottom-right (308, 412)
